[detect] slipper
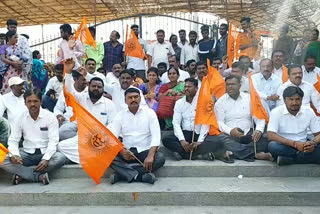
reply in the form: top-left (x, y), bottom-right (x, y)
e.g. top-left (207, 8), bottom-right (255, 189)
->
top-left (11, 174), bottom-right (22, 185)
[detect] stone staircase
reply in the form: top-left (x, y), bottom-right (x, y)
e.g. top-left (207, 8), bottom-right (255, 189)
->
top-left (0, 149), bottom-right (320, 213)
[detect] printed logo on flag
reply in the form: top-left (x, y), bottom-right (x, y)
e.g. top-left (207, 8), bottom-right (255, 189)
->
top-left (90, 133), bottom-right (107, 149)
top-left (127, 39), bottom-right (137, 51)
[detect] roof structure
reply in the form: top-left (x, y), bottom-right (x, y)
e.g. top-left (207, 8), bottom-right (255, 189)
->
top-left (0, 0), bottom-right (318, 35)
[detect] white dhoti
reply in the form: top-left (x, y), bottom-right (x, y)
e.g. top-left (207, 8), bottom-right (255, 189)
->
top-left (58, 135), bottom-right (80, 164)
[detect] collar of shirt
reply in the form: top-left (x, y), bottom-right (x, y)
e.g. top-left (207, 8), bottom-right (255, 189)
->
top-left (226, 92), bottom-right (245, 101)
top-left (125, 104), bottom-right (144, 115)
top-left (86, 93), bottom-right (104, 105)
top-left (26, 107), bottom-right (45, 120)
top-left (282, 104), bottom-right (305, 116)
top-left (258, 72), bottom-right (276, 81)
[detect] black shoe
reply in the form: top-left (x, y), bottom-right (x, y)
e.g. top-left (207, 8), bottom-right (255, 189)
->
top-left (39, 173), bottom-right (50, 185)
top-left (141, 173), bottom-right (156, 184)
top-left (172, 152), bottom-right (182, 161)
top-left (110, 172), bottom-right (124, 184)
top-left (277, 156), bottom-right (294, 166)
top-left (11, 174), bottom-right (22, 185)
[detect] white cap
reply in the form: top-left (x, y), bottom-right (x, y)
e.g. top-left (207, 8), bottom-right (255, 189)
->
top-left (8, 77), bottom-right (25, 87)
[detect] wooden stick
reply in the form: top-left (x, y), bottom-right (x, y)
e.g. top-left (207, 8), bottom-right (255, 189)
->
top-left (124, 148), bottom-right (144, 167)
top-left (189, 127), bottom-right (196, 160)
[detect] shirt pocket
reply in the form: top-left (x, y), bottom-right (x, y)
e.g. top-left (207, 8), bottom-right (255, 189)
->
top-left (39, 127), bottom-right (49, 140)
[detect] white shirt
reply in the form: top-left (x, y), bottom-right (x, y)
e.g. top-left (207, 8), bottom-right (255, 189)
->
top-left (173, 96), bottom-right (209, 142)
top-left (54, 87), bottom-right (88, 122)
top-left (180, 43), bottom-right (199, 65)
top-left (273, 66), bottom-right (284, 81)
top-left (45, 76), bottom-right (63, 98)
top-left (108, 105), bottom-right (161, 152)
top-left (104, 83), bottom-right (146, 111)
top-left (276, 80), bottom-right (320, 113)
top-left (251, 73), bottom-right (282, 109)
top-left (147, 41), bottom-right (175, 67)
top-left (178, 41), bottom-right (188, 49)
top-left (302, 65), bottom-right (320, 85)
top-left (65, 73), bottom-right (116, 126)
top-left (8, 108), bottom-right (59, 160)
top-left (267, 105), bottom-right (320, 142)
top-left (106, 72), bottom-right (120, 85)
top-left (240, 76), bottom-right (250, 93)
top-left (125, 38), bottom-right (147, 70)
top-left (214, 92), bottom-right (265, 135)
top-left (160, 69), bottom-right (190, 84)
top-left (0, 92), bottom-right (27, 126)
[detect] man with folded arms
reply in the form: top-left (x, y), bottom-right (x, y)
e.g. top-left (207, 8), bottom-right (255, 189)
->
top-left (108, 87), bottom-right (165, 184)
top-left (0, 88), bottom-right (66, 185)
top-left (268, 86), bottom-right (320, 165)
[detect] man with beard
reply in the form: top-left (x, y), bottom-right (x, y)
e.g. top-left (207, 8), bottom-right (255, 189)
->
top-left (157, 62), bottom-right (168, 79)
top-left (194, 61), bottom-right (208, 88)
top-left (56, 24), bottom-right (85, 69)
top-left (251, 59), bottom-right (282, 111)
top-left (0, 88), bottom-right (66, 185)
top-left (54, 69), bottom-right (88, 141)
top-left (271, 50), bottom-right (288, 82)
top-left (185, 59), bottom-right (196, 78)
top-left (302, 55), bottom-right (320, 85)
top-left (59, 60), bottom-right (116, 164)
top-left (147, 29), bottom-right (175, 68)
top-left (180, 31), bottom-right (199, 67)
top-left (276, 64), bottom-right (320, 114)
top-left (216, 23), bottom-right (229, 59)
top-left (162, 78), bottom-right (230, 162)
top-left (108, 87), bottom-right (165, 184)
top-left (105, 69), bottom-right (146, 110)
top-left (42, 64), bottom-right (64, 112)
top-left (268, 86), bottom-right (320, 165)
top-left (0, 77), bottom-right (27, 128)
top-left (178, 29), bottom-right (188, 49)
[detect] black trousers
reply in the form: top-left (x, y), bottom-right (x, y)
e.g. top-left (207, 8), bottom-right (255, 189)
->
top-left (110, 148), bottom-right (165, 182)
top-left (162, 130), bottom-right (224, 159)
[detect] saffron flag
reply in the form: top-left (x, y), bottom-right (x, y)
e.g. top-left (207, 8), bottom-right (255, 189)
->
top-left (227, 22), bottom-right (238, 67)
top-left (0, 143), bottom-right (8, 165)
top-left (248, 73), bottom-right (269, 123)
top-left (311, 74), bottom-right (320, 116)
top-left (207, 59), bottom-right (226, 99)
top-left (195, 76), bottom-right (221, 136)
top-left (282, 66), bottom-right (288, 83)
top-left (124, 25), bottom-right (146, 59)
top-left (64, 86), bottom-right (123, 184)
top-left (74, 17), bottom-right (97, 49)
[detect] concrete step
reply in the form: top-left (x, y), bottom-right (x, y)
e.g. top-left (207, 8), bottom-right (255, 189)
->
top-left (1, 206), bottom-right (320, 214)
top-left (1, 160), bottom-right (319, 180)
top-left (0, 177), bottom-right (319, 206)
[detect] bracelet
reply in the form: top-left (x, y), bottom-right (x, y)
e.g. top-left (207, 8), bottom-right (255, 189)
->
top-left (292, 141), bottom-right (297, 148)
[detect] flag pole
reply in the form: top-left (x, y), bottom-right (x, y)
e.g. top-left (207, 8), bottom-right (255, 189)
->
top-left (189, 125), bottom-right (196, 160)
top-left (124, 148), bottom-right (145, 168)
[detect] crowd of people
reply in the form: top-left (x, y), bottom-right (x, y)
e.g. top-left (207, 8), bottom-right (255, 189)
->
top-left (0, 16), bottom-right (320, 185)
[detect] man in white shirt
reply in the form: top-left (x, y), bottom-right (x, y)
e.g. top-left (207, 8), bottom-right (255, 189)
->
top-left (251, 59), bottom-right (282, 110)
top-left (160, 55), bottom-right (190, 83)
top-left (276, 64), bottom-right (320, 113)
top-left (85, 58), bottom-right (107, 82)
top-left (0, 116), bottom-right (10, 147)
top-left (108, 87), bottom-right (165, 184)
top-left (302, 55), bottom-right (320, 85)
top-left (214, 75), bottom-right (272, 161)
top-left (147, 29), bottom-right (175, 68)
top-left (194, 61), bottom-right (208, 88)
top-left (59, 63), bottom-right (117, 164)
top-left (106, 63), bottom-right (122, 85)
top-left (268, 86), bottom-right (320, 165)
top-left (185, 59), bottom-right (197, 78)
top-left (230, 61), bottom-right (250, 93)
top-left (0, 88), bottom-right (66, 185)
top-left (125, 24), bottom-right (148, 82)
top-left (105, 69), bottom-right (146, 110)
top-left (54, 70), bottom-right (88, 141)
top-left (272, 50), bottom-right (287, 82)
top-left (180, 31), bottom-right (199, 67)
top-left (0, 77), bottom-right (27, 127)
top-left (162, 78), bottom-right (227, 161)
top-left (177, 29), bottom-right (188, 49)
top-left (42, 64), bottom-right (64, 112)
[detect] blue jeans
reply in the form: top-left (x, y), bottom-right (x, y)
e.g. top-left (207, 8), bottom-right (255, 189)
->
top-left (268, 141), bottom-right (320, 164)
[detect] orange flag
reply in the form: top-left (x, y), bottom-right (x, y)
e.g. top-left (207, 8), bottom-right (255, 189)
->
top-left (124, 25), bottom-right (146, 59)
top-left (63, 86), bottom-right (123, 184)
top-left (248, 73), bottom-right (269, 123)
top-left (195, 76), bottom-right (221, 135)
top-left (311, 74), bottom-right (320, 116)
top-left (0, 143), bottom-right (8, 165)
top-left (207, 59), bottom-right (226, 99)
top-left (282, 66), bottom-right (288, 83)
top-left (227, 22), bottom-right (238, 67)
top-left (74, 17), bottom-right (97, 49)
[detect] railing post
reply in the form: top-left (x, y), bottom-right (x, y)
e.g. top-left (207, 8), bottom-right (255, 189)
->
top-left (139, 14), bottom-right (143, 38)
